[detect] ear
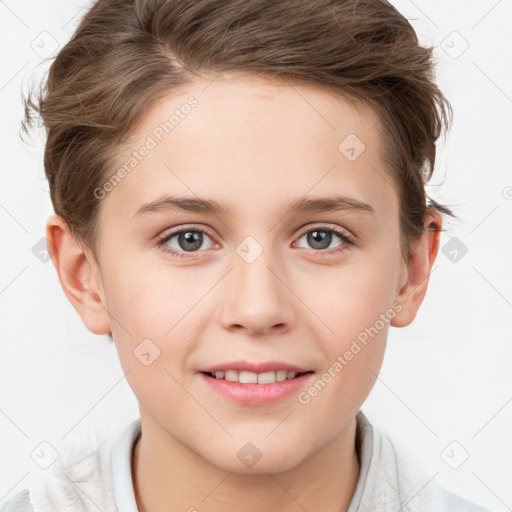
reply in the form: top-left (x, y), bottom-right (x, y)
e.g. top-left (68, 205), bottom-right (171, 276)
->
top-left (390, 209), bottom-right (442, 328)
top-left (46, 213), bottom-right (111, 335)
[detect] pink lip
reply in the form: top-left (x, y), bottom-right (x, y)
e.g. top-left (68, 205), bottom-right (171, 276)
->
top-left (198, 371), bottom-right (315, 405)
top-left (198, 360), bottom-right (312, 373)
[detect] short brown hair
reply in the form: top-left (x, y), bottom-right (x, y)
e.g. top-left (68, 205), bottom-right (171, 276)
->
top-left (22, 0), bottom-right (454, 262)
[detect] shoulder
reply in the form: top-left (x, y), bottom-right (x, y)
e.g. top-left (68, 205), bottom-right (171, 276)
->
top-left (442, 489), bottom-right (497, 512)
top-left (0, 488), bottom-right (33, 512)
top-left (354, 411), bottom-right (497, 512)
top-left (0, 435), bottom-right (117, 512)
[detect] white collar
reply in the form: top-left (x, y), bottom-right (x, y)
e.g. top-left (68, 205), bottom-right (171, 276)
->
top-left (111, 418), bottom-right (141, 512)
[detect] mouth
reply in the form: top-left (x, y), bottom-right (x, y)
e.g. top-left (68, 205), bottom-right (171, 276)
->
top-left (197, 363), bottom-right (316, 405)
top-left (200, 369), bottom-right (314, 384)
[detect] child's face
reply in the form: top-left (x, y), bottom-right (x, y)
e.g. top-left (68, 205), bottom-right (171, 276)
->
top-left (76, 75), bottom-right (419, 472)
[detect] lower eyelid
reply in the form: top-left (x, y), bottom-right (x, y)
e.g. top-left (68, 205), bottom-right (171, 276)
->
top-left (158, 226), bottom-right (352, 257)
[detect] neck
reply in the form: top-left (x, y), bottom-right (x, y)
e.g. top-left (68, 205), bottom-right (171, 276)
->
top-left (131, 414), bottom-right (361, 512)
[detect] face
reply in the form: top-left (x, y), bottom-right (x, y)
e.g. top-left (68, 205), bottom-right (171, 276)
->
top-left (89, 75), bottom-right (408, 473)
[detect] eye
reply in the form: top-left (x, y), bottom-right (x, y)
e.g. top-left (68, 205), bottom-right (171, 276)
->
top-left (294, 226), bottom-right (354, 255)
top-left (156, 224), bottom-right (354, 260)
top-left (156, 227), bottom-right (217, 259)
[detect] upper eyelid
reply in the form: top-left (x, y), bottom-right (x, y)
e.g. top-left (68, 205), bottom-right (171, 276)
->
top-left (158, 223), bottom-right (352, 245)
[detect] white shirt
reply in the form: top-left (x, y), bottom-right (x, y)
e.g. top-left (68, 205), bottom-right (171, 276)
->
top-left (111, 417), bottom-right (141, 512)
top-left (0, 410), bottom-right (496, 512)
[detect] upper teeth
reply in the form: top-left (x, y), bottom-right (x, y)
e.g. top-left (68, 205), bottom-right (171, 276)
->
top-left (212, 370), bottom-right (299, 384)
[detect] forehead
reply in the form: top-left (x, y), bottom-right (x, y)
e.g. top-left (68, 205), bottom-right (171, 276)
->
top-left (103, 74), bottom-right (397, 224)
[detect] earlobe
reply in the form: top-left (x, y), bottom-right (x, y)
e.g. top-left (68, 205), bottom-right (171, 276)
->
top-left (46, 214), bottom-right (111, 335)
top-left (390, 210), bottom-right (442, 328)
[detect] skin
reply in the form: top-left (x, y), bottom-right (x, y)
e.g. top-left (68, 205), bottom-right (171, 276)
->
top-left (47, 74), bottom-right (441, 512)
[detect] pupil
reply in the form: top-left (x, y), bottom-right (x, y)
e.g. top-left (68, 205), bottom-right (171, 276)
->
top-left (179, 231), bottom-right (202, 251)
top-left (308, 230), bottom-right (331, 250)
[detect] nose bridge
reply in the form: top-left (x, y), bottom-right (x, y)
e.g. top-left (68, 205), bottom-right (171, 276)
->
top-left (218, 237), bottom-right (295, 334)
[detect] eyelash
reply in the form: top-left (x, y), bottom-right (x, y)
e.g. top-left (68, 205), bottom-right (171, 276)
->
top-left (156, 225), bottom-right (355, 260)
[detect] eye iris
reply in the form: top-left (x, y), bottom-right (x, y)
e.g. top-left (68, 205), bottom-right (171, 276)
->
top-left (308, 230), bottom-right (331, 250)
top-left (179, 231), bottom-right (203, 251)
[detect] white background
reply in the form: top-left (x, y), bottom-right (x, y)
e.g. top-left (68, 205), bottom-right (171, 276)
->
top-left (1, 0), bottom-right (511, 510)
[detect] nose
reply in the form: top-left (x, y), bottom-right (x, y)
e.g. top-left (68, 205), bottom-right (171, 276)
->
top-left (217, 250), bottom-right (296, 336)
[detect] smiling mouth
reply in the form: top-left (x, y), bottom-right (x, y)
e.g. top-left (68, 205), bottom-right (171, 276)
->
top-left (201, 370), bottom-right (314, 384)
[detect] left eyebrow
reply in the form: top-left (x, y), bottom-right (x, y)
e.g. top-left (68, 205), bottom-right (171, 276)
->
top-left (131, 193), bottom-right (376, 220)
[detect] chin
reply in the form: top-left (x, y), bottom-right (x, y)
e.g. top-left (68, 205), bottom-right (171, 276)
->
top-left (205, 444), bottom-right (307, 475)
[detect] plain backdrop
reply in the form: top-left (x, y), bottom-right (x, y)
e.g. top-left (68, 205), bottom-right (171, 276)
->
top-left (1, 0), bottom-right (511, 510)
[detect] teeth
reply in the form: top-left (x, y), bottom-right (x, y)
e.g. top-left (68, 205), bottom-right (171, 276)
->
top-left (208, 369), bottom-right (304, 384)
top-left (257, 371), bottom-right (275, 384)
top-left (239, 371), bottom-right (258, 384)
top-left (225, 370), bottom-right (238, 382)
top-left (276, 370), bottom-right (288, 381)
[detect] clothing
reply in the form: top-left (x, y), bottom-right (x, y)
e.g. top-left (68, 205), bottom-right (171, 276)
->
top-left (1, 410), bottom-right (495, 512)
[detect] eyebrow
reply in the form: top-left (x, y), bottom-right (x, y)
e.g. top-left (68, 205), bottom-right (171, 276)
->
top-left (131, 194), bottom-right (376, 219)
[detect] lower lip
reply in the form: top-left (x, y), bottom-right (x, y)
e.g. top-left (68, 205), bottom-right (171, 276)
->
top-left (198, 372), bottom-right (315, 405)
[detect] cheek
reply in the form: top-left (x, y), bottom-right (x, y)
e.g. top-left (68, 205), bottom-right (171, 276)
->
top-left (101, 254), bottom-right (188, 334)
top-left (305, 251), bottom-right (397, 404)
top-left (309, 253), bottom-right (399, 336)
top-left (101, 259), bottom-right (207, 382)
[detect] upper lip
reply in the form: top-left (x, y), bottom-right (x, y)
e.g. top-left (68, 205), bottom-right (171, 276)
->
top-left (198, 361), bottom-right (313, 374)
